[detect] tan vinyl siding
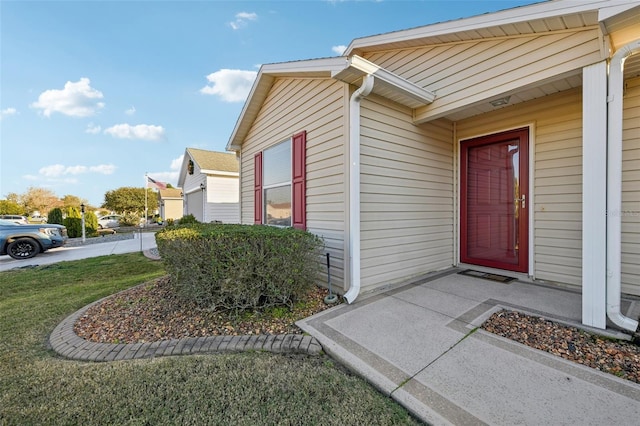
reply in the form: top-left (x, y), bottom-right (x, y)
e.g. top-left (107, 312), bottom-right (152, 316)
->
top-left (622, 77), bottom-right (640, 296)
top-left (359, 95), bottom-right (454, 292)
top-left (457, 88), bottom-right (583, 286)
top-left (363, 28), bottom-right (603, 122)
top-left (239, 78), bottom-right (347, 290)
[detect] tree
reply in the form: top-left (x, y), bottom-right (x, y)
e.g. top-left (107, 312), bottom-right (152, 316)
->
top-left (85, 211), bottom-right (99, 236)
top-left (5, 193), bottom-right (20, 204)
top-left (0, 199), bottom-right (24, 215)
top-left (20, 187), bottom-right (60, 215)
top-left (47, 208), bottom-right (63, 224)
top-left (102, 187), bottom-right (157, 214)
top-left (61, 195), bottom-right (88, 210)
top-left (63, 206), bottom-right (82, 238)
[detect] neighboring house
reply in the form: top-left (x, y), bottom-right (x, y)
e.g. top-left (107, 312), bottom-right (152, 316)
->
top-left (226, 0), bottom-right (640, 333)
top-left (177, 148), bottom-right (240, 223)
top-left (158, 188), bottom-right (184, 222)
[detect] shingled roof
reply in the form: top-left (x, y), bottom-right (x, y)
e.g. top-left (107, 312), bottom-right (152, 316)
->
top-left (187, 148), bottom-right (238, 173)
top-left (158, 188), bottom-right (183, 199)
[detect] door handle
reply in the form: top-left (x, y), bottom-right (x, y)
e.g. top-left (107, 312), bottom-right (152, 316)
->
top-left (515, 194), bottom-right (526, 209)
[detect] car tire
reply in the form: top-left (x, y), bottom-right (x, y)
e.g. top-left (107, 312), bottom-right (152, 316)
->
top-left (7, 238), bottom-right (41, 260)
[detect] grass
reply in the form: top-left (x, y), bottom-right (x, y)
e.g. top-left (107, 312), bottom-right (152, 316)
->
top-left (0, 253), bottom-right (421, 425)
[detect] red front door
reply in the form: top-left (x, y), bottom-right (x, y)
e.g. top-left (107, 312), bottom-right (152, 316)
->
top-left (460, 128), bottom-right (529, 273)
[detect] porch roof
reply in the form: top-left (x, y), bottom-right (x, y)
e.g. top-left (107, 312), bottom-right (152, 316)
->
top-left (226, 0), bottom-right (640, 150)
top-left (345, 0), bottom-right (639, 56)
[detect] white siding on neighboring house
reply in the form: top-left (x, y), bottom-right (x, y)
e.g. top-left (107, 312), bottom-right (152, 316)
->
top-left (622, 76), bottom-right (640, 296)
top-left (359, 95), bottom-right (454, 292)
top-left (185, 189), bottom-right (204, 222)
top-left (182, 168), bottom-right (206, 220)
top-left (363, 28), bottom-right (603, 122)
top-left (457, 88), bottom-right (583, 287)
top-left (239, 78), bottom-right (347, 290)
top-left (205, 176), bottom-right (239, 223)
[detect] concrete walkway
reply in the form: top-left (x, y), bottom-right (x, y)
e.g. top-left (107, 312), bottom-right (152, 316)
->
top-left (297, 269), bottom-right (640, 425)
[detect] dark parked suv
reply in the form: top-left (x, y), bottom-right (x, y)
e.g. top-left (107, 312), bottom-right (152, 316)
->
top-left (0, 219), bottom-right (68, 259)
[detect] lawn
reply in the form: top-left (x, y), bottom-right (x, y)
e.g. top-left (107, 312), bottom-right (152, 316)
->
top-left (0, 253), bottom-right (420, 425)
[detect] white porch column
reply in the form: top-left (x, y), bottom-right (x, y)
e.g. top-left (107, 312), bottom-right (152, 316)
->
top-left (582, 61), bottom-right (607, 329)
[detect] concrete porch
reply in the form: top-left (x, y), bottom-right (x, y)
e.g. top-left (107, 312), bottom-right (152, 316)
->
top-left (297, 268), bottom-right (640, 425)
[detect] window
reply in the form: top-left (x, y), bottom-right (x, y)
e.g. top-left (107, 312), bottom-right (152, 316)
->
top-left (264, 139), bottom-right (292, 227)
top-left (254, 131), bottom-right (306, 229)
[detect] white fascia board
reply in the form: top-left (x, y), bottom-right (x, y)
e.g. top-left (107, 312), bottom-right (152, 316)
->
top-left (261, 57), bottom-right (347, 75)
top-left (332, 55), bottom-right (436, 105)
top-left (345, 1), bottom-right (635, 54)
top-left (200, 170), bottom-right (239, 177)
top-left (599, 2), bottom-right (640, 21)
top-left (226, 67), bottom-right (271, 152)
top-left (176, 148), bottom-right (191, 188)
top-left (226, 57), bottom-right (346, 152)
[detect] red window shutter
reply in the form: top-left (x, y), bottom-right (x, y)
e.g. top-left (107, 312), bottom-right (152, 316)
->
top-left (254, 152), bottom-right (263, 224)
top-left (292, 131), bottom-right (307, 230)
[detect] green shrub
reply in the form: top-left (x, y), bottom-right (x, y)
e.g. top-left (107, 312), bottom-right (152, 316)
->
top-left (178, 214), bottom-right (198, 225)
top-left (47, 208), bottom-right (63, 225)
top-left (85, 211), bottom-right (99, 236)
top-left (66, 206), bottom-right (81, 219)
top-left (120, 213), bottom-right (140, 227)
top-left (63, 217), bottom-right (82, 238)
top-left (166, 218), bottom-right (175, 226)
top-left (156, 224), bottom-right (323, 313)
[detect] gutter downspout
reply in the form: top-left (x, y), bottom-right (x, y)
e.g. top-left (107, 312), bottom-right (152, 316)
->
top-left (606, 39), bottom-right (640, 333)
top-left (344, 74), bottom-right (374, 304)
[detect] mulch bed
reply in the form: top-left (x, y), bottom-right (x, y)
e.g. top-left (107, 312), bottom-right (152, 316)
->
top-left (74, 277), bottom-right (640, 385)
top-left (482, 310), bottom-right (640, 384)
top-left (74, 276), bottom-right (339, 344)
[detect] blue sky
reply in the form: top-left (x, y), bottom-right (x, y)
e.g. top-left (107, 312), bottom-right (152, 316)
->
top-left (1, 0), bottom-right (538, 207)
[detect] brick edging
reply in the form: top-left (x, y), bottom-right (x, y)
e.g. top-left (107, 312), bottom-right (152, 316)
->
top-left (49, 297), bottom-right (323, 362)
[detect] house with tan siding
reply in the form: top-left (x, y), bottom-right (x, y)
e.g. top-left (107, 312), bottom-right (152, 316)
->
top-left (226, 0), bottom-right (640, 333)
top-left (157, 188), bottom-right (184, 222)
top-left (177, 148), bottom-right (240, 224)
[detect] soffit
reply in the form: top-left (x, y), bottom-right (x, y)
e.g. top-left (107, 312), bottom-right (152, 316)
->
top-left (441, 54), bottom-right (640, 122)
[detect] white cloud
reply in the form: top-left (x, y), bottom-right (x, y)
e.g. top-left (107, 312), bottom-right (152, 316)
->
top-left (0, 107), bottom-right (17, 119)
top-left (147, 156), bottom-right (185, 189)
top-left (332, 45), bottom-right (347, 55)
top-left (170, 155), bottom-right (184, 171)
top-left (125, 106), bottom-right (136, 115)
top-left (64, 165), bottom-right (88, 175)
top-left (104, 123), bottom-right (166, 141)
top-left (85, 123), bottom-right (102, 134)
top-left (151, 171), bottom-right (179, 185)
top-left (229, 11), bottom-right (257, 30)
top-left (200, 69), bottom-right (257, 102)
top-left (39, 164), bottom-right (67, 177)
top-left (38, 163), bottom-right (116, 178)
top-left (31, 78), bottom-right (105, 117)
top-left (90, 164), bottom-right (116, 174)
